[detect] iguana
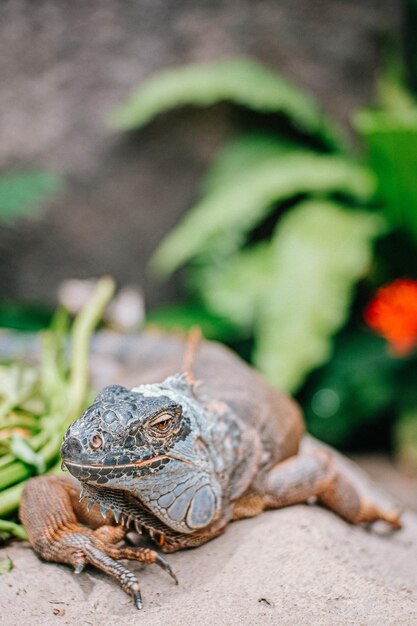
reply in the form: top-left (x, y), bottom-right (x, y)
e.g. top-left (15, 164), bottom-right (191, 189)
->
top-left (20, 332), bottom-right (401, 610)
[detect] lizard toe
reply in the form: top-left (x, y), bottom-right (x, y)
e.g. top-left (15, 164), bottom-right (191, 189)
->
top-left (155, 553), bottom-right (178, 585)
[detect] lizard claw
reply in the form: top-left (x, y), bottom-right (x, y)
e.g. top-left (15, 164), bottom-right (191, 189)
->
top-left (73, 562), bottom-right (86, 574)
top-left (133, 590), bottom-right (143, 610)
top-left (155, 553), bottom-right (178, 585)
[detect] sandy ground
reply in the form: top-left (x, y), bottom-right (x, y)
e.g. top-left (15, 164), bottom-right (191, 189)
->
top-left (2, 499), bottom-right (417, 626)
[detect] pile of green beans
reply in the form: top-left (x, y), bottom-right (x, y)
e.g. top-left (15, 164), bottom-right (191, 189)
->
top-left (0, 277), bottom-right (115, 541)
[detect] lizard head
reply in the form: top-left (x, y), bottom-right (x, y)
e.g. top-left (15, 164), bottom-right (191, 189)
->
top-left (60, 374), bottom-right (222, 535)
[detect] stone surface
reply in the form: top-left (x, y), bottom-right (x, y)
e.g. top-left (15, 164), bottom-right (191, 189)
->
top-left (0, 1), bottom-right (400, 308)
top-left (1, 504), bottom-right (417, 625)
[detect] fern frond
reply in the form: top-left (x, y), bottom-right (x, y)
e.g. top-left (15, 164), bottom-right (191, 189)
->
top-left (110, 59), bottom-right (344, 149)
top-left (355, 110), bottom-right (417, 243)
top-left (151, 147), bottom-right (375, 277)
top-left (253, 201), bottom-right (385, 391)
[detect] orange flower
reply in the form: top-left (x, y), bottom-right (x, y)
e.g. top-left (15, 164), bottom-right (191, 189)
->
top-left (365, 279), bottom-right (417, 356)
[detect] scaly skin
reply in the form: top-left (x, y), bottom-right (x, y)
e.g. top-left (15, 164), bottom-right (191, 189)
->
top-left (20, 332), bottom-right (402, 609)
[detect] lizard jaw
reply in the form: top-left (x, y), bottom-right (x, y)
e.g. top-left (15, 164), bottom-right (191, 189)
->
top-left (78, 482), bottom-right (167, 546)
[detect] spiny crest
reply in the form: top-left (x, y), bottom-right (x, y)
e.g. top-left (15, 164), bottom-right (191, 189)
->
top-left (133, 372), bottom-right (199, 401)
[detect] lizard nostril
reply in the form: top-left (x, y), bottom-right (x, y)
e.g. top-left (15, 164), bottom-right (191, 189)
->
top-left (90, 434), bottom-right (103, 450)
top-left (61, 436), bottom-right (83, 461)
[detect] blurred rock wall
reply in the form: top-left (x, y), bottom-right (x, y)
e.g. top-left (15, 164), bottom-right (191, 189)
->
top-left (0, 0), bottom-right (400, 308)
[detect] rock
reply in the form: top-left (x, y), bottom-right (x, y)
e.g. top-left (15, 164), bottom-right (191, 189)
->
top-left (1, 504), bottom-right (417, 625)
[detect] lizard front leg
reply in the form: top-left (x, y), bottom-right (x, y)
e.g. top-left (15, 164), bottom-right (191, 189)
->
top-left (19, 476), bottom-right (176, 609)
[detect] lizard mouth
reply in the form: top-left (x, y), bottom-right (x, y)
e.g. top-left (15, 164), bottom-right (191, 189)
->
top-left (62, 453), bottom-right (190, 481)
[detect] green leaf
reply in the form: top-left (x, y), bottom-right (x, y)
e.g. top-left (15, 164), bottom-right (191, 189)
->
top-left (377, 74), bottom-right (417, 115)
top-left (0, 172), bottom-right (63, 222)
top-left (40, 309), bottom-right (70, 404)
top-left (252, 201), bottom-right (384, 392)
top-left (110, 58), bottom-right (344, 149)
top-left (10, 435), bottom-right (46, 475)
top-left (0, 556), bottom-right (13, 574)
top-left (395, 411), bottom-right (417, 470)
top-left (0, 519), bottom-right (27, 541)
top-left (192, 201), bottom-right (384, 393)
top-left (201, 133), bottom-right (299, 196)
top-left (146, 302), bottom-right (240, 341)
top-left (0, 302), bottom-right (52, 331)
top-left (355, 110), bottom-right (417, 243)
top-left (304, 332), bottom-right (401, 446)
top-left (151, 148), bottom-right (375, 277)
top-left (0, 364), bottom-right (39, 417)
top-left (193, 243), bottom-right (273, 330)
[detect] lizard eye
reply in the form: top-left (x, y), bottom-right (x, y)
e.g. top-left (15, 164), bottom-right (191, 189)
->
top-left (90, 434), bottom-right (103, 449)
top-left (150, 413), bottom-right (174, 434)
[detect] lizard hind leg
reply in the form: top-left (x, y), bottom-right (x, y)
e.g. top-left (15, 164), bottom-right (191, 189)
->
top-left (260, 449), bottom-right (402, 530)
